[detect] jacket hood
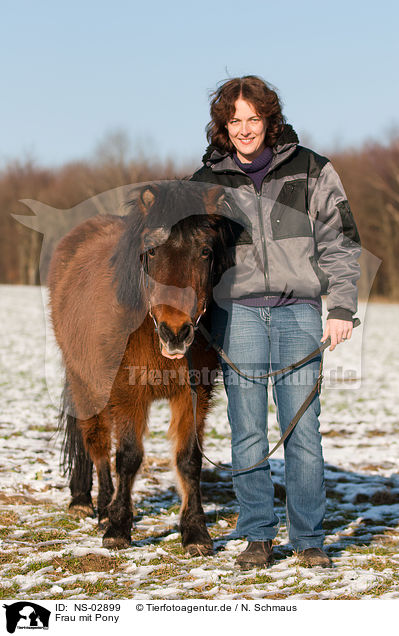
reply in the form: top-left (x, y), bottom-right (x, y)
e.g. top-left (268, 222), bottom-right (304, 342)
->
top-left (202, 124), bottom-right (299, 166)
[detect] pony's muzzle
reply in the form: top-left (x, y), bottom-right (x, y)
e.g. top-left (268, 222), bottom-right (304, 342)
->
top-left (158, 321), bottom-right (195, 359)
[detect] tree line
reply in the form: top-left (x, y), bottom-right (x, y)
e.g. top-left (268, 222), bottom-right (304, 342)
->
top-left (1, 135), bottom-right (398, 300)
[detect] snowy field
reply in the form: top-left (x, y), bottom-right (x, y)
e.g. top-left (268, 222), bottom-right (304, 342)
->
top-left (0, 284), bottom-right (398, 600)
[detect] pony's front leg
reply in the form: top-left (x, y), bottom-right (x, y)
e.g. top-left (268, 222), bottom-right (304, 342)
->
top-left (171, 391), bottom-right (213, 556)
top-left (102, 420), bottom-right (145, 550)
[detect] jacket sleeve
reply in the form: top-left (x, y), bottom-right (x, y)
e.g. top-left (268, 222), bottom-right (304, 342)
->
top-left (309, 161), bottom-right (361, 320)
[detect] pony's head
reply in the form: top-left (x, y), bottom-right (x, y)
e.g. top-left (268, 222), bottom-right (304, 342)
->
top-left (111, 181), bottom-right (237, 358)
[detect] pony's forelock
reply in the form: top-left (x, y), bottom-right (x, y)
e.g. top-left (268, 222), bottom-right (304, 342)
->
top-left (110, 182), bottom-right (237, 310)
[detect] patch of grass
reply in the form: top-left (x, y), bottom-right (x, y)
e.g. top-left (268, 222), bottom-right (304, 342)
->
top-left (23, 528), bottom-right (68, 543)
top-left (57, 517), bottom-right (82, 531)
top-left (357, 556), bottom-right (393, 573)
top-left (149, 430), bottom-right (167, 439)
top-left (147, 556), bottom-right (176, 567)
top-left (308, 575), bottom-right (344, 592)
top-left (166, 503), bottom-right (181, 515)
top-left (207, 428), bottom-right (227, 440)
top-left (22, 578), bottom-right (129, 599)
top-left (28, 424), bottom-right (57, 432)
top-left (19, 583), bottom-right (54, 597)
top-left (86, 525), bottom-right (103, 538)
top-left (366, 574), bottom-right (399, 597)
top-left (0, 552), bottom-right (20, 565)
top-left (21, 559), bottom-right (54, 573)
top-left (41, 504), bottom-right (64, 515)
top-left (345, 544), bottom-right (396, 558)
top-left (240, 573), bottom-right (274, 585)
top-left (32, 516), bottom-right (81, 532)
top-left (321, 429), bottom-right (349, 438)
top-left (50, 554), bottom-right (128, 574)
top-left (219, 512), bottom-right (238, 526)
top-left (0, 583), bottom-right (20, 599)
top-left (374, 531), bottom-right (399, 546)
top-left (282, 580), bottom-right (310, 594)
top-left (208, 526), bottom-right (227, 539)
top-left (334, 593), bottom-right (361, 600)
top-left (65, 578), bottom-right (129, 597)
top-left (0, 511), bottom-right (19, 525)
top-left (161, 541), bottom-right (184, 556)
top-left (191, 582), bottom-right (217, 594)
top-left (0, 431), bottom-right (23, 439)
top-left (365, 429), bottom-right (388, 437)
top-left (152, 564), bottom-right (181, 583)
top-left (32, 542), bottom-right (67, 552)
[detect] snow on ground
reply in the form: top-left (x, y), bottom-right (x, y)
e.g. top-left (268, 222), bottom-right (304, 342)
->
top-left (0, 285), bottom-right (398, 600)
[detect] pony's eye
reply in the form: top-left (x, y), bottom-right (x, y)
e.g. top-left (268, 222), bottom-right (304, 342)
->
top-left (148, 248), bottom-right (156, 257)
top-left (201, 247), bottom-right (212, 258)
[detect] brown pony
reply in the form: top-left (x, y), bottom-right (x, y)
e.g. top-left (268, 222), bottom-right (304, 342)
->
top-left (48, 181), bottom-right (236, 555)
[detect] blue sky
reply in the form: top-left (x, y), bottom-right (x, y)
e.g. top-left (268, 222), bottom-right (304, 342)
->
top-left (1, 0), bottom-right (398, 167)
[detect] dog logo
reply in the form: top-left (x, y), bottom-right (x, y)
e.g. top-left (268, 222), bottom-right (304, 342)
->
top-left (3, 602), bottom-right (50, 633)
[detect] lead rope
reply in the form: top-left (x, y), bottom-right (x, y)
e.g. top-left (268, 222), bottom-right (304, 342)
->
top-left (186, 317), bottom-right (360, 473)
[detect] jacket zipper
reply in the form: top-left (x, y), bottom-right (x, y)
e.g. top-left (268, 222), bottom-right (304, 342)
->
top-left (256, 185), bottom-right (270, 293)
top-left (211, 164), bottom-right (276, 295)
top-left (208, 145), bottom-right (302, 298)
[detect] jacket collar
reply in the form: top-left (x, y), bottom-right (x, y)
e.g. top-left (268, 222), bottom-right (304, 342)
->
top-left (203, 124), bottom-right (299, 174)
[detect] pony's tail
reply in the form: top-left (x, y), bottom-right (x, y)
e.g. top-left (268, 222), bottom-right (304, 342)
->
top-left (59, 381), bottom-right (92, 487)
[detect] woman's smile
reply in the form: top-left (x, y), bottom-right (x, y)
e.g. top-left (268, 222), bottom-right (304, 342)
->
top-left (227, 98), bottom-right (267, 163)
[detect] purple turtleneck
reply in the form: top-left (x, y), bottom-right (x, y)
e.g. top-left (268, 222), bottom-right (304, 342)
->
top-left (233, 146), bottom-right (273, 192)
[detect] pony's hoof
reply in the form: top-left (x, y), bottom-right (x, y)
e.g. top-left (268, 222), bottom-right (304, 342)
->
top-left (184, 543), bottom-right (214, 557)
top-left (102, 535), bottom-right (131, 550)
top-left (69, 503), bottom-right (95, 518)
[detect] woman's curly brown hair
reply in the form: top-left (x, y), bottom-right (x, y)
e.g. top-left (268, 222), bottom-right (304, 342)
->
top-left (206, 75), bottom-right (285, 152)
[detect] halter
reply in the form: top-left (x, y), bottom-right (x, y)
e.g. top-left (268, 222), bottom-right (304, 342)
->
top-left (141, 250), bottom-right (209, 335)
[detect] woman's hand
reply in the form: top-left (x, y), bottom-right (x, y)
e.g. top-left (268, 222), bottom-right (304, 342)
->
top-left (321, 319), bottom-right (353, 351)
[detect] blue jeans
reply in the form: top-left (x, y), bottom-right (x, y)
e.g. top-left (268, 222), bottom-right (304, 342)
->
top-left (211, 302), bottom-right (325, 550)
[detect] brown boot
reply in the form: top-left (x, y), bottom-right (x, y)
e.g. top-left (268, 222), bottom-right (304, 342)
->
top-left (236, 541), bottom-right (274, 569)
top-left (297, 547), bottom-right (332, 568)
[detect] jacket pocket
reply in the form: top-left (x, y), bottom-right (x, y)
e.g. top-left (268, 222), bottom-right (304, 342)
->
top-left (337, 200), bottom-right (361, 246)
top-left (270, 179), bottom-right (312, 240)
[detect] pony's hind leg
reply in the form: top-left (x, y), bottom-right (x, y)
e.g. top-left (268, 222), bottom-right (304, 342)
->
top-left (69, 446), bottom-right (94, 518)
top-left (170, 390), bottom-right (213, 556)
top-left (102, 408), bottom-right (147, 549)
top-left (79, 412), bottom-right (115, 529)
top-left (62, 412), bottom-right (95, 518)
top-left (60, 382), bottom-right (95, 517)
top-left (62, 378), bottom-right (114, 523)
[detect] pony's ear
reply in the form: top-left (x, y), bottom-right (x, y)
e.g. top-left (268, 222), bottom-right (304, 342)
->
top-left (139, 186), bottom-right (157, 214)
top-left (203, 186), bottom-right (225, 214)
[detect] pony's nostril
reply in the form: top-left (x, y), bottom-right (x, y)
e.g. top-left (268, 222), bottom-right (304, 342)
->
top-left (178, 322), bottom-right (194, 344)
top-left (158, 322), bottom-right (175, 343)
top-left (158, 321), bottom-right (194, 347)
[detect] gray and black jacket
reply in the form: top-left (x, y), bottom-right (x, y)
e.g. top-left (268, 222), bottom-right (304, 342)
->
top-left (190, 125), bottom-right (361, 321)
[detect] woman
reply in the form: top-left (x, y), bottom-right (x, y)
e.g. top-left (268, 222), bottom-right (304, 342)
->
top-left (191, 76), bottom-right (361, 569)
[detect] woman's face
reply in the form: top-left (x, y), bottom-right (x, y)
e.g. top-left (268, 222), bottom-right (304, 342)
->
top-left (226, 98), bottom-right (267, 163)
